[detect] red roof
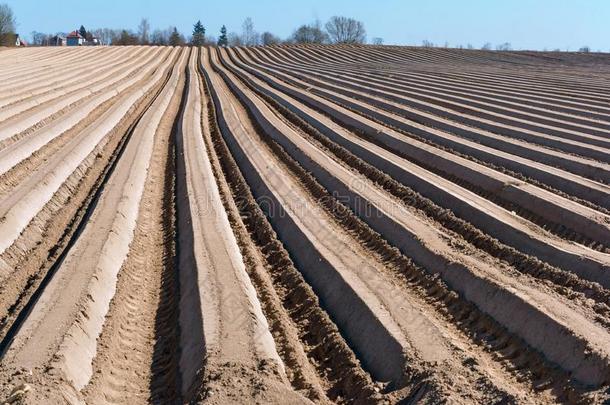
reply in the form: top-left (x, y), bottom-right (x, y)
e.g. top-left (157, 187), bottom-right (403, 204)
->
top-left (67, 31), bottom-right (83, 38)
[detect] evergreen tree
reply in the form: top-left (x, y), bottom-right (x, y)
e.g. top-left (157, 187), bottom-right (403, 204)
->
top-left (116, 30), bottom-right (138, 46)
top-left (79, 25), bottom-right (87, 38)
top-left (192, 20), bottom-right (205, 46)
top-left (169, 27), bottom-right (184, 46)
top-left (217, 25), bottom-right (228, 47)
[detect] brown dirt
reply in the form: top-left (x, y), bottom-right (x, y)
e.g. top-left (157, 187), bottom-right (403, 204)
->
top-left (1, 45), bottom-right (609, 404)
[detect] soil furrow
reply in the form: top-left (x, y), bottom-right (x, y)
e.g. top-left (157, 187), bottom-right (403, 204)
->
top-left (0, 47), bottom-right (181, 404)
top-left (2, 44), bottom-right (609, 405)
top-left (216, 47), bottom-right (610, 316)
top-left (81, 48), bottom-right (187, 405)
top-left (206, 47), bottom-right (608, 403)
top-left (234, 47), bottom-right (610, 248)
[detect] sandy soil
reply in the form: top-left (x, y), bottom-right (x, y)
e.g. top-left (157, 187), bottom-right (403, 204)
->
top-left (0, 45), bottom-right (609, 404)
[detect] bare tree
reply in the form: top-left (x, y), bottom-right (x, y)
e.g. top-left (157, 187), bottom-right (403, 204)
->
top-left (228, 32), bottom-right (243, 47)
top-left (579, 45), bottom-right (591, 53)
top-left (151, 29), bottom-right (165, 45)
top-left (100, 29), bottom-right (121, 45)
top-left (481, 42), bottom-right (492, 50)
top-left (422, 40), bottom-right (434, 48)
top-left (290, 21), bottom-right (328, 44)
top-left (162, 27), bottom-right (175, 44)
top-left (261, 31), bottom-right (281, 46)
top-left (325, 16), bottom-right (366, 44)
top-left (205, 35), bottom-right (217, 46)
top-left (0, 3), bottom-right (16, 46)
top-left (138, 18), bottom-right (150, 45)
top-left (98, 28), bottom-right (114, 46)
top-left (30, 31), bottom-right (47, 46)
top-left (496, 42), bottom-right (511, 51)
top-left (242, 17), bottom-right (259, 46)
top-left (371, 37), bottom-right (383, 45)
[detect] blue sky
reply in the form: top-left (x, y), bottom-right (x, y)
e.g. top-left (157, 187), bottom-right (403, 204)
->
top-left (4, 0), bottom-right (609, 51)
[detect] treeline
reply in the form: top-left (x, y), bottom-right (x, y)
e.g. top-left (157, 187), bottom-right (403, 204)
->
top-left (29, 15), bottom-right (372, 47)
top-left (421, 39), bottom-right (594, 53)
top-left (126, 16), bottom-right (370, 46)
top-left (421, 40), bottom-right (514, 51)
top-left (2, 1), bottom-right (600, 52)
top-left (30, 21), bottom-right (195, 46)
top-left (229, 16), bottom-right (368, 46)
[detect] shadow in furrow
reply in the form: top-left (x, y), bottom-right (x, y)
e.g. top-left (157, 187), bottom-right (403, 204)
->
top-left (149, 119), bottom-right (182, 403)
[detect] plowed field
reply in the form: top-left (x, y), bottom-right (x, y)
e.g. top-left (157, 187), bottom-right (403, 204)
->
top-left (0, 45), bottom-right (609, 404)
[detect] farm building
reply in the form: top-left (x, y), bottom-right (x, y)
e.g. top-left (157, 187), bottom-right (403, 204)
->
top-left (66, 31), bottom-right (84, 46)
top-left (49, 35), bottom-right (66, 46)
top-left (15, 35), bottom-right (27, 47)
